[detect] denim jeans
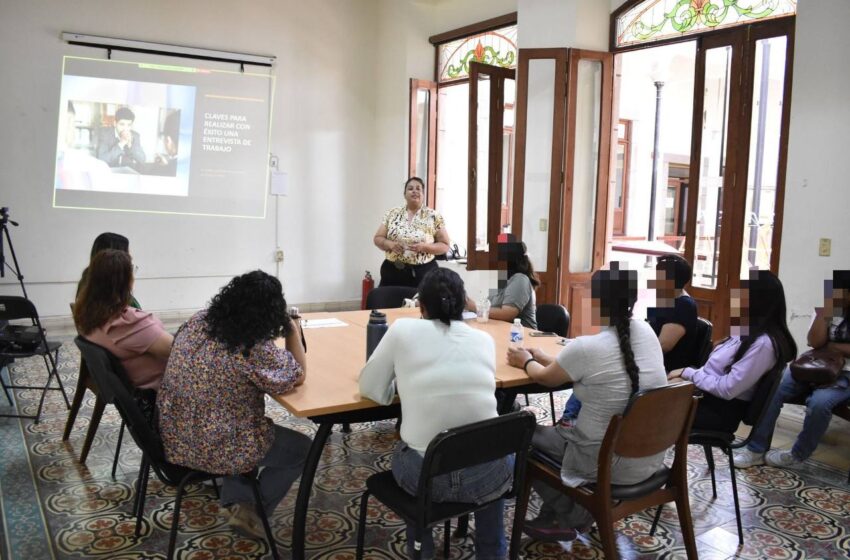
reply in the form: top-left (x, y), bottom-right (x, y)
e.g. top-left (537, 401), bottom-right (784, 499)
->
top-left (220, 425), bottom-right (312, 516)
top-left (748, 367), bottom-right (850, 460)
top-left (560, 393), bottom-right (583, 422)
top-left (391, 442), bottom-right (513, 560)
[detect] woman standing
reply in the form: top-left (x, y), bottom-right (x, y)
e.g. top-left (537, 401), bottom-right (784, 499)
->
top-left (373, 177), bottom-right (450, 288)
top-left (359, 268), bottom-right (512, 558)
top-left (734, 270), bottom-right (850, 469)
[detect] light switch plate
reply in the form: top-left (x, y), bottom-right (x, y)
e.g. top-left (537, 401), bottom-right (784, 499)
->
top-left (819, 238), bottom-right (831, 257)
top-left (539, 218), bottom-right (548, 232)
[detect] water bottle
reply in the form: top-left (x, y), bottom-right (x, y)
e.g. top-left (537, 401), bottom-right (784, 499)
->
top-left (510, 318), bottom-right (523, 347)
top-left (366, 310), bottom-right (388, 360)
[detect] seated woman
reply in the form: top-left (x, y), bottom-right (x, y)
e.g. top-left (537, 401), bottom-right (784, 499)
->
top-left (157, 271), bottom-right (311, 538)
top-left (467, 239), bottom-right (539, 329)
top-left (506, 263), bottom-right (667, 541)
top-left (558, 254), bottom-right (698, 425)
top-left (77, 231), bottom-right (141, 309)
top-left (668, 270), bottom-right (797, 433)
top-left (359, 268), bottom-right (512, 559)
top-left (735, 270), bottom-right (850, 469)
top-left (73, 249), bottom-right (171, 391)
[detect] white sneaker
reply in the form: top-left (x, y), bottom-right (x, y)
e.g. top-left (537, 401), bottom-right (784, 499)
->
top-left (765, 449), bottom-right (804, 469)
top-left (732, 448), bottom-right (765, 468)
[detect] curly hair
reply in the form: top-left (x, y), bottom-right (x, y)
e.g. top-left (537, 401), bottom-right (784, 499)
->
top-left (204, 270), bottom-right (292, 356)
top-left (592, 263), bottom-right (640, 396)
top-left (418, 267), bottom-right (466, 326)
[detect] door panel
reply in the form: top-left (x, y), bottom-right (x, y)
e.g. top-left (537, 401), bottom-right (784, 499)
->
top-left (511, 49), bottom-right (568, 304)
top-left (559, 50), bottom-right (614, 335)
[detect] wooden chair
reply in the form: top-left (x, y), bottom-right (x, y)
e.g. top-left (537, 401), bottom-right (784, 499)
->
top-left (515, 382), bottom-right (699, 560)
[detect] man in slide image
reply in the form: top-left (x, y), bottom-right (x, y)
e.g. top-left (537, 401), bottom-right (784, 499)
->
top-left (97, 107), bottom-right (146, 168)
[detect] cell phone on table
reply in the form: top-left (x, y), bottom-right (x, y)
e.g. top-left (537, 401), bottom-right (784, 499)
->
top-left (529, 331), bottom-right (559, 337)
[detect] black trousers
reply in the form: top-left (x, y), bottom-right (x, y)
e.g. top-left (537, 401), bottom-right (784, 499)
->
top-left (691, 392), bottom-right (750, 433)
top-left (378, 259), bottom-right (438, 288)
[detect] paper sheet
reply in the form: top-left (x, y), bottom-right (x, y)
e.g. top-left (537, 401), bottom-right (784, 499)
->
top-left (300, 318), bottom-right (349, 329)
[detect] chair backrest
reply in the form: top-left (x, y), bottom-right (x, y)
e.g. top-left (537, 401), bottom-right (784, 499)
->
top-left (365, 286), bottom-right (418, 310)
top-left (74, 336), bottom-right (174, 476)
top-left (417, 411), bottom-right (536, 517)
top-left (741, 354), bottom-right (785, 428)
top-left (690, 317), bottom-right (713, 368)
top-left (536, 304), bottom-right (570, 337)
top-left (609, 381), bottom-right (697, 459)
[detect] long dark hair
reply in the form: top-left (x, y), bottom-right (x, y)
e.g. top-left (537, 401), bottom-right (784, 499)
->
top-left (204, 270), bottom-right (292, 357)
top-left (733, 270), bottom-right (797, 364)
top-left (78, 232), bottom-right (131, 297)
top-left (591, 263), bottom-right (640, 395)
top-left (74, 249), bottom-right (133, 334)
top-left (418, 268), bottom-right (466, 326)
top-left (502, 241), bottom-right (540, 288)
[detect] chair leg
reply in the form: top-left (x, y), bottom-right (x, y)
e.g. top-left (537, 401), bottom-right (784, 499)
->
top-left (135, 460), bottom-right (151, 537)
top-left (549, 392), bottom-right (557, 425)
top-left (726, 448), bottom-right (744, 546)
top-left (342, 423), bottom-right (351, 433)
top-left (79, 396), bottom-right (106, 464)
top-left (443, 519), bottom-right (451, 558)
top-left (211, 477), bottom-right (221, 499)
top-left (524, 393), bottom-right (529, 406)
top-left (649, 504), bottom-right (663, 536)
top-left (510, 474), bottom-right (534, 560)
top-left (675, 490), bottom-right (700, 560)
top-left (49, 348), bottom-right (71, 409)
top-left (33, 353), bottom-right (58, 424)
top-left (62, 368), bottom-right (89, 441)
top-left (355, 490), bottom-right (371, 560)
top-left (111, 421), bottom-right (125, 479)
top-left (167, 472), bottom-right (197, 560)
top-left (249, 477), bottom-right (280, 560)
top-left (596, 510), bottom-right (619, 560)
top-left (703, 444), bottom-right (717, 499)
top-left (454, 514), bottom-right (469, 538)
top-left (0, 362), bottom-right (12, 406)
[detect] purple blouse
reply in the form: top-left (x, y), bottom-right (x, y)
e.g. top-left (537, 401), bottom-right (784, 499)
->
top-left (681, 334), bottom-right (776, 401)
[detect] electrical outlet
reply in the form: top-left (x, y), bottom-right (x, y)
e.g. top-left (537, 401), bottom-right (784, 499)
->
top-left (274, 249), bottom-right (284, 263)
top-left (818, 238), bottom-right (831, 257)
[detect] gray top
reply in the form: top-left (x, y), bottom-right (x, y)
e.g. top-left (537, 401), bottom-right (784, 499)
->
top-left (489, 273), bottom-right (537, 329)
top-left (554, 320), bottom-right (667, 487)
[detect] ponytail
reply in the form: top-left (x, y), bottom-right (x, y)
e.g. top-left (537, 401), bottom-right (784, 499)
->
top-left (592, 264), bottom-right (640, 395)
top-left (613, 315), bottom-right (640, 396)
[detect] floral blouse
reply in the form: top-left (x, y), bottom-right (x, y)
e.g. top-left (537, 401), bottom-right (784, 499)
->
top-left (382, 206), bottom-right (446, 265)
top-left (157, 311), bottom-right (303, 475)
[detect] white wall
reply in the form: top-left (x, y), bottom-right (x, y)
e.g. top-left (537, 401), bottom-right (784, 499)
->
top-left (780, 0), bottom-right (850, 343)
top-left (0, 0), bottom-right (516, 320)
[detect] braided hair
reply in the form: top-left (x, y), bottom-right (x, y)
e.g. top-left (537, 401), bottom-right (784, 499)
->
top-left (592, 263), bottom-right (640, 395)
top-left (418, 267), bottom-right (466, 326)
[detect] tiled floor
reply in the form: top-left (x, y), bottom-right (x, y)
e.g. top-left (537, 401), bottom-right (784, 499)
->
top-left (1, 343), bottom-right (849, 559)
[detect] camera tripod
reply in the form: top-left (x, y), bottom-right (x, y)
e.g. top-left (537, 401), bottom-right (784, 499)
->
top-left (0, 206), bottom-right (28, 299)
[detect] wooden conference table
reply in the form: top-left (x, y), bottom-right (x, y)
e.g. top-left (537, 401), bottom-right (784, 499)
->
top-left (272, 308), bottom-right (566, 559)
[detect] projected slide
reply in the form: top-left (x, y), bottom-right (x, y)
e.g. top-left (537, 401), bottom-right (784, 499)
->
top-left (54, 56), bottom-right (273, 218)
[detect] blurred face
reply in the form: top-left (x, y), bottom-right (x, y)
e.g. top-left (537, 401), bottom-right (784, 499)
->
top-left (730, 287), bottom-right (750, 333)
top-left (115, 118), bottom-right (134, 135)
top-left (826, 280), bottom-right (850, 316)
top-left (650, 268), bottom-right (676, 304)
top-left (404, 180), bottom-right (424, 208)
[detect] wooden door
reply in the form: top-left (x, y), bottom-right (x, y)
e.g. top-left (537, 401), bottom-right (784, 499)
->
top-left (558, 49), bottom-right (615, 335)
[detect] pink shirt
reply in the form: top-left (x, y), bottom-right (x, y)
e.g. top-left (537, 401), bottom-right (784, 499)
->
top-left (85, 307), bottom-right (169, 391)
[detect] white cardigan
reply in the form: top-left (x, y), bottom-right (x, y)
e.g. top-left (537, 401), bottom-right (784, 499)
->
top-left (358, 318), bottom-right (499, 454)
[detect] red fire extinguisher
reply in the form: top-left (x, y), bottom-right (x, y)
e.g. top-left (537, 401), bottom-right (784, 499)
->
top-left (361, 270), bottom-right (375, 310)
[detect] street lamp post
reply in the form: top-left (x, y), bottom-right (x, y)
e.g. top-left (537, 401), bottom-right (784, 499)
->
top-left (647, 80), bottom-right (665, 245)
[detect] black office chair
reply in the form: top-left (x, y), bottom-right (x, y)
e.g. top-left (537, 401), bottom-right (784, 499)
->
top-left (365, 286), bottom-right (418, 310)
top-left (355, 411), bottom-right (537, 560)
top-left (0, 296), bottom-right (69, 423)
top-left (520, 304), bottom-right (571, 424)
top-left (74, 337), bottom-right (280, 560)
top-left (691, 317), bottom-right (714, 368)
top-left (650, 354), bottom-right (788, 546)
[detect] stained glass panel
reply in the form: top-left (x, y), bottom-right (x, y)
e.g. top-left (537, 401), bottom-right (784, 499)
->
top-left (438, 25), bottom-right (517, 83)
top-left (615, 0), bottom-right (797, 48)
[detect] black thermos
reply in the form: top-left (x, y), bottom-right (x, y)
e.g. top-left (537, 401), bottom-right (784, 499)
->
top-left (366, 310), bottom-right (388, 360)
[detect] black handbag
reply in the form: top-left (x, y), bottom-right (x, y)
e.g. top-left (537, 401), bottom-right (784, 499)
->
top-left (790, 348), bottom-right (845, 387)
